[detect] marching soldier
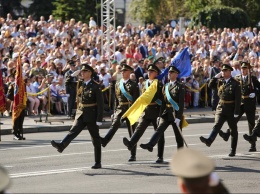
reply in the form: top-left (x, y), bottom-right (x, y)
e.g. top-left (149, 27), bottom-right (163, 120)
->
top-left (64, 60), bottom-right (78, 119)
top-left (6, 77), bottom-right (26, 140)
top-left (100, 64), bottom-right (139, 162)
top-left (140, 66), bottom-right (185, 153)
top-left (51, 64), bottom-right (104, 169)
top-left (243, 119), bottom-right (260, 146)
top-left (219, 62), bottom-right (260, 152)
top-left (200, 64), bottom-right (241, 157)
top-left (123, 64), bottom-right (165, 163)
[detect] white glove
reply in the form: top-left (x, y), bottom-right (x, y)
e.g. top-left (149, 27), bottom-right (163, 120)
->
top-left (214, 72), bottom-right (222, 78)
top-left (234, 114), bottom-right (239, 118)
top-left (71, 70), bottom-right (81, 77)
top-left (175, 118), bottom-right (181, 127)
top-left (66, 94), bottom-right (70, 97)
top-left (157, 117), bottom-right (160, 124)
top-left (96, 122), bottom-right (102, 126)
top-left (249, 93), bottom-right (255, 98)
top-left (209, 172), bottom-right (220, 187)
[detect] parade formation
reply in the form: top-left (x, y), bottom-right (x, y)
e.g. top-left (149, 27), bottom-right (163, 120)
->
top-left (1, 10), bottom-right (260, 193)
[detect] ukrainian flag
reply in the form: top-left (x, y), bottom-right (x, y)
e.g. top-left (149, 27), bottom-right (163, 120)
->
top-left (122, 79), bottom-right (158, 125)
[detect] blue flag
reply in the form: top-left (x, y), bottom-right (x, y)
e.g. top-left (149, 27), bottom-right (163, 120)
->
top-left (157, 47), bottom-right (191, 80)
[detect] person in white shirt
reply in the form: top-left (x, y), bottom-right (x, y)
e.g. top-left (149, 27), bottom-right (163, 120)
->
top-left (231, 61), bottom-right (241, 77)
top-left (25, 78), bottom-right (40, 115)
top-left (89, 17), bottom-right (97, 28)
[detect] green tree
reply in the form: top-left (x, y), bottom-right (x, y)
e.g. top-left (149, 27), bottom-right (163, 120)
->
top-left (26, 0), bottom-right (54, 20)
top-left (191, 5), bottom-right (249, 29)
top-left (52, 0), bottom-right (101, 23)
top-left (129, 0), bottom-right (185, 24)
top-left (185, 0), bottom-right (260, 26)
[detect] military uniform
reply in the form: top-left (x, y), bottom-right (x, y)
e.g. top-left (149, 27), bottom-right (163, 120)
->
top-left (140, 66), bottom-right (185, 152)
top-left (219, 62), bottom-right (260, 151)
top-left (29, 67), bottom-right (47, 77)
top-left (51, 64), bottom-right (104, 169)
top-left (123, 64), bottom-right (165, 162)
top-left (7, 82), bottom-right (26, 140)
top-left (200, 64), bottom-right (241, 157)
top-left (64, 63), bottom-right (78, 118)
top-left (101, 64), bottom-right (139, 160)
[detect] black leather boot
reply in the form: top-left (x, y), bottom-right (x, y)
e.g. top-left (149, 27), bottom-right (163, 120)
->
top-left (229, 136), bottom-right (237, 157)
top-left (199, 136), bottom-right (212, 147)
top-left (140, 143), bottom-right (153, 152)
top-left (249, 142), bottom-right (257, 152)
top-left (157, 135), bottom-right (165, 163)
top-left (123, 137), bottom-right (134, 151)
top-left (92, 146), bottom-right (102, 169)
top-left (101, 128), bottom-right (115, 147)
top-left (129, 145), bottom-right (137, 162)
top-left (51, 140), bottom-right (65, 153)
top-left (219, 129), bottom-right (230, 142)
top-left (243, 134), bottom-right (257, 145)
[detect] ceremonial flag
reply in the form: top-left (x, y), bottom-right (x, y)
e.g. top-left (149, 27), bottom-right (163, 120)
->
top-left (13, 54), bottom-right (27, 125)
top-left (0, 70), bottom-right (6, 113)
top-left (157, 47), bottom-right (191, 80)
top-left (122, 79), bottom-right (158, 125)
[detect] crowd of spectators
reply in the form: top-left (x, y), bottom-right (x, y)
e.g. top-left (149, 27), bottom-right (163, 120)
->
top-left (1, 13), bottom-right (260, 117)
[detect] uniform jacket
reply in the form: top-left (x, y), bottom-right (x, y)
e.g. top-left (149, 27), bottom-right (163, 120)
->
top-left (141, 80), bottom-right (163, 119)
top-left (208, 77), bottom-right (241, 115)
top-left (75, 79), bottom-right (104, 122)
top-left (29, 67), bottom-right (47, 77)
top-left (235, 74), bottom-right (260, 111)
top-left (114, 79), bottom-right (139, 114)
top-left (65, 69), bottom-right (78, 94)
top-left (7, 82), bottom-right (15, 101)
top-left (160, 81), bottom-right (185, 121)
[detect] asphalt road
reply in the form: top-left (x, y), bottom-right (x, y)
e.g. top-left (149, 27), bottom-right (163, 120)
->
top-left (1, 121), bottom-right (260, 193)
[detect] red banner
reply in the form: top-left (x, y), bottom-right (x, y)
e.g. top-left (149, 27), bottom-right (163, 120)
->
top-left (13, 54), bottom-right (26, 124)
top-left (0, 69), bottom-right (6, 113)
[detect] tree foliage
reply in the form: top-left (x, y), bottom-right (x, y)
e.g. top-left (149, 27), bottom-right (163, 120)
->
top-left (129, 0), bottom-right (186, 24)
top-left (52, 0), bottom-right (101, 23)
top-left (191, 5), bottom-right (249, 29)
top-left (185, 0), bottom-right (260, 26)
top-left (26, 0), bottom-right (54, 20)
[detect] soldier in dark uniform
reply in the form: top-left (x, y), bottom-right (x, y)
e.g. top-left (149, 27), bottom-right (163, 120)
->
top-left (140, 66), bottom-right (185, 153)
top-left (219, 62), bottom-right (260, 152)
top-left (51, 64), bottom-right (104, 169)
top-left (6, 78), bottom-right (26, 140)
top-left (200, 64), bottom-right (241, 157)
top-left (243, 120), bottom-right (260, 145)
top-left (123, 64), bottom-right (165, 163)
top-left (100, 64), bottom-right (139, 161)
top-left (64, 60), bottom-right (78, 119)
top-left (210, 58), bottom-right (221, 111)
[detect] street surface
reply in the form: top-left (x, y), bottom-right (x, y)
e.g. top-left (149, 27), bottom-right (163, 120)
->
top-left (1, 121), bottom-right (260, 193)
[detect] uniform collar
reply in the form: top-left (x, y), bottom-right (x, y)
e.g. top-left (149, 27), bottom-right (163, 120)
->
top-left (84, 79), bottom-right (91, 86)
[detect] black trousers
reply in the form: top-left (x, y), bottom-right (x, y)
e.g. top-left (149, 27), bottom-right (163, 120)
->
top-left (61, 116), bottom-right (101, 163)
top-left (13, 109), bottom-right (25, 136)
top-left (147, 116), bottom-right (184, 149)
top-left (103, 108), bottom-right (137, 156)
top-left (209, 112), bottom-right (238, 151)
top-left (225, 104), bottom-right (256, 147)
top-left (129, 116), bottom-right (165, 158)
